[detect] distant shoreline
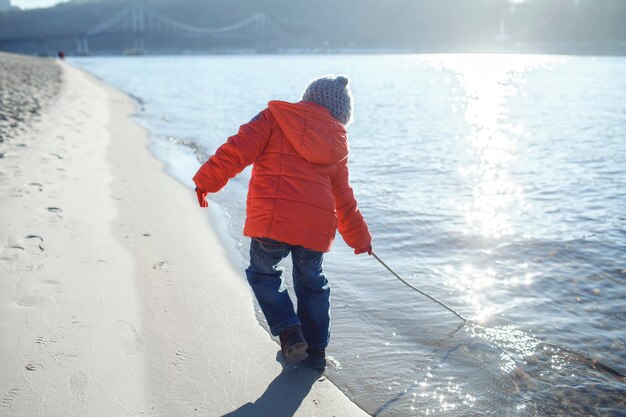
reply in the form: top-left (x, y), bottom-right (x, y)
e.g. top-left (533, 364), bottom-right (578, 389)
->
top-left (9, 43), bottom-right (626, 58)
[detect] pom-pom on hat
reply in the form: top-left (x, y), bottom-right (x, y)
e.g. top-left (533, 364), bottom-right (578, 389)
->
top-left (302, 75), bottom-right (353, 126)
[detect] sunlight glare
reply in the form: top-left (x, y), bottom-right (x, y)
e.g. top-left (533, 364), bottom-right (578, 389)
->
top-left (425, 54), bottom-right (561, 239)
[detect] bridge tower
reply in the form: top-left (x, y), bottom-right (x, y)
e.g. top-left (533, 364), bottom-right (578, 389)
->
top-left (255, 14), bottom-right (267, 51)
top-left (76, 38), bottom-right (90, 55)
top-left (129, 4), bottom-right (146, 54)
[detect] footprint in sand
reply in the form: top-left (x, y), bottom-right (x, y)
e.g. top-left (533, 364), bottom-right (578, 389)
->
top-left (0, 248), bottom-right (22, 263)
top-left (25, 362), bottom-right (43, 371)
top-left (15, 275), bottom-right (54, 307)
top-left (152, 261), bottom-right (169, 271)
top-left (69, 371), bottom-right (88, 400)
top-left (1, 235), bottom-right (34, 261)
top-left (1, 388), bottom-right (20, 410)
top-left (115, 320), bottom-right (143, 355)
top-left (24, 235), bottom-right (44, 251)
top-left (5, 236), bottom-right (45, 254)
top-left (171, 349), bottom-right (195, 368)
top-left (28, 182), bottom-right (43, 192)
top-left (69, 371), bottom-right (89, 416)
top-left (9, 186), bottom-right (26, 198)
top-left (34, 334), bottom-right (60, 346)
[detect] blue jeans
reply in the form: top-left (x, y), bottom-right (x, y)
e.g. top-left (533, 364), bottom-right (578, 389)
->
top-left (245, 238), bottom-right (330, 350)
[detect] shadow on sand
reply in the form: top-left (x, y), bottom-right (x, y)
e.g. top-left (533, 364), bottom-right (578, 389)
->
top-left (222, 354), bottom-right (324, 417)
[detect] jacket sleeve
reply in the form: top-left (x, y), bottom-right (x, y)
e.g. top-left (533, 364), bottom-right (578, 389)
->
top-left (193, 109), bottom-right (272, 193)
top-left (331, 160), bottom-right (372, 250)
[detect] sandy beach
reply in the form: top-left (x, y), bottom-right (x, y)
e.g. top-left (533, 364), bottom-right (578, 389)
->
top-left (0, 53), bottom-right (61, 146)
top-left (0, 53), bottom-right (368, 417)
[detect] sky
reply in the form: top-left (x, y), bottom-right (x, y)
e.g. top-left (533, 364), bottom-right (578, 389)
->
top-left (12, 0), bottom-right (530, 10)
top-left (12, 0), bottom-right (70, 9)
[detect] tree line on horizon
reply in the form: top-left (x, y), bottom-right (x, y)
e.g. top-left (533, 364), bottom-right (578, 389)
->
top-left (1, 0), bottom-right (625, 52)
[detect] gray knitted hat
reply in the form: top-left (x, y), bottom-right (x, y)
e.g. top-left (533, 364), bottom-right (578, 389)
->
top-left (302, 75), bottom-right (353, 126)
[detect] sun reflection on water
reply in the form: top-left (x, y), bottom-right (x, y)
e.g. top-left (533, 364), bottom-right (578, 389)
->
top-left (425, 55), bottom-right (561, 323)
top-left (442, 264), bottom-right (497, 322)
top-left (453, 56), bottom-right (528, 239)
top-left (389, 55), bottom-right (582, 416)
top-left (439, 262), bottom-right (540, 323)
top-left (420, 55), bottom-right (560, 240)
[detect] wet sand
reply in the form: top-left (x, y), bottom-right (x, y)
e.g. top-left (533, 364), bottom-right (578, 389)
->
top-left (0, 53), bottom-right (368, 416)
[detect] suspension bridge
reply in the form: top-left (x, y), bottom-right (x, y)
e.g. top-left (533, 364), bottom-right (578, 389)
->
top-left (75, 3), bottom-right (290, 54)
top-left (0, 3), bottom-right (292, 54)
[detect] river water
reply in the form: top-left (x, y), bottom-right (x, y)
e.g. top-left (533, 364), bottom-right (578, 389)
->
top-left (72, 54), bottom-right (626, 416)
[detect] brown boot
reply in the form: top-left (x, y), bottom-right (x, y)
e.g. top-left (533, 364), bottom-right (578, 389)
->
top-left (304, 348), bottom-right (326, 370)
top-left (279, 325), bottom-right (308, 367)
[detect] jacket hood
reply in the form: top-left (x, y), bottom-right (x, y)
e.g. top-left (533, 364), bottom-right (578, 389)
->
top-left (267, 100), bottom-right (349, 165)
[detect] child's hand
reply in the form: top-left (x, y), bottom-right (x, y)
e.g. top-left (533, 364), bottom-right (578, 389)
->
top-left (195, 187), bottom-right (208, 208)
top-left (354, 244), bottom-right (372, 256)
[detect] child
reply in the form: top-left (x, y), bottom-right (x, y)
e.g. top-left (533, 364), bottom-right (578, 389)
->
top-left (193, 75), bottom-right (372, 370)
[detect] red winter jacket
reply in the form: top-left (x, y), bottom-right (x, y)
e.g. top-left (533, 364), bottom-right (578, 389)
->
top-left (193, 100), bottom-right (371, 253)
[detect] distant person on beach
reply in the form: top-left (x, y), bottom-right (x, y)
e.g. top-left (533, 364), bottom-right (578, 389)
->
top-left (57, 51), bottom-right (65, 60)
top-left (193, 75), bottom-right (371, 370)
